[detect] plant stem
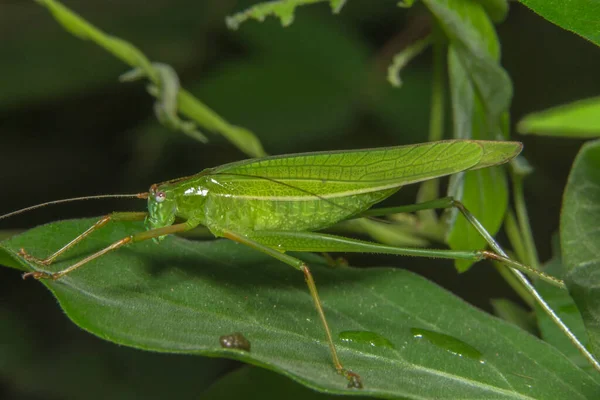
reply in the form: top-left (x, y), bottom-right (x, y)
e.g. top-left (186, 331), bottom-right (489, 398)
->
top-left (500, 210), bottom-right (536, 307)
top-left (417, 36), bottom-right (444, 226)
top-left (503, 210), bottom-right (528, 264)
top-left (512, 172), bottom-right (540, 270)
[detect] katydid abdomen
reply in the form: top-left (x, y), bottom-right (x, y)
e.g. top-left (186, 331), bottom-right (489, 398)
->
top-left (202, 186), bottom-right (400, 232)
top-left (164, 174), bottom-right (400, 232)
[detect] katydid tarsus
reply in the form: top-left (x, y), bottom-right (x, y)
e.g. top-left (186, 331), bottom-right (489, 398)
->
top-left (2, 139), bottom-right (598, 387)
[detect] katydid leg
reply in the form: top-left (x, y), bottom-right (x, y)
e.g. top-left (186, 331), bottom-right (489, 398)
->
top-left (358, 197), bottom-right (565, 287)
top-left (221, 230), bottom-right (362, 388)
top-left (359, 197), bottom-right (600, 372)
top-left (246, 230), bottom-right (564, 287)
top-left (20, 212), bottom-right (148, 266)
top-left (23, 221), bottom-right (195, 280)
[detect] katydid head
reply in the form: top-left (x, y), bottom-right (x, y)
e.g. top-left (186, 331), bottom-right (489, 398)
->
top-left (146, 184), bottom-right (177, 238)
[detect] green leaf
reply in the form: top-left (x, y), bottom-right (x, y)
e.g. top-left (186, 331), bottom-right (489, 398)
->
top-left (446, 54), bottom-right (509, 271)
top-left (1, 219), bottom-right (598, 398)
top-left (478, 0), bottom-right (509, 22)
top-left (561, 139), bottom-right (600, 358)
top-left (36, 0), bottom-right (266, 158)
top-left (226, 0), bottom-right (347, 30)
top-left (423, 0), bottom-right (512, 130)
top-left (490, 299), bottom-right (536, 335)
top-left (431, 0), bottom-right (511, 271)
top-left (201, 366), bottom-right (369, 399)
top-left (517, 0), bottom-right (600, 46)
top-left (518, 97), bottom-right (600, 138)
top-left (533, 256), bottom-right (595, 374)
top-left (446, 165), bottom-right (508, 272)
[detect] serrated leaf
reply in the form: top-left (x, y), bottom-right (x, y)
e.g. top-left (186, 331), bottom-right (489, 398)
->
top-left (517, 0), bottom-right (600, 46)
top-left (518, 97), bottom-right (600, 138)
top-left (1, 219), bottom-right (598, 398)
top-left (561, 139), bottom-right (600, 358)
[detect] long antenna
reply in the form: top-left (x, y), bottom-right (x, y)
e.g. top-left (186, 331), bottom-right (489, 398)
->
top-left (0, 193), bottom-right (149, 221)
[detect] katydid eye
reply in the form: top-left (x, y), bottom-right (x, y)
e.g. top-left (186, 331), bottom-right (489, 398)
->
top-left (155, 191), bottom-right (166, 203)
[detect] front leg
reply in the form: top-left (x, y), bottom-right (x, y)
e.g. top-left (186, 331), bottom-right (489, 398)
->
top-left (23, 221), bottom-right (195, 280)
top-left (19, 212), bottom-right (148, 267)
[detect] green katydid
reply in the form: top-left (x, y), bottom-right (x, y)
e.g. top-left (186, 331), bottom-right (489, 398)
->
top-left (2, 139), bottom-right (597, 387)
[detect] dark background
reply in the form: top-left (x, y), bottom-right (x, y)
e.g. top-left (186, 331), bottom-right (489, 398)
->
top-left (1, 0), bottom-right (599, 398)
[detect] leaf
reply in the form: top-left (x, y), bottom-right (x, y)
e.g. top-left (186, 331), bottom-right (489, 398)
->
top-left (226, 0), bottom-right (347, 30)
top-left (478, 0), bottom-right (509, 23)
top-left (201, 366), bottom-right (370, 399)
top-left (36, 0), bottom-right (266, 158)
top-left (1, 219), bottom-right (598, 398)
top-left (533, 256), bottom-right (595, 374)
top-left (518, 97), bottom-right (600, 138)
top-left (429, 0), bottom-right (511, 271)
top-left (517, 0), bottom-right (600, 47)
top-left (423, 0), bottom-right (512, 131)
top-left (446, 165), bottom-right (509, 272)
top-left (490, 299), bottom-right (536, 335)
top-left (561, 139), bottom-right (600, 358)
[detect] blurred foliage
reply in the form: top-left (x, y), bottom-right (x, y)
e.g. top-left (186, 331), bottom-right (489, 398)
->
top-left (561, 140), bottom-right (600, 359)
top-left (518, 0), bottom-right (600, 46)
top-left (1, 0), bottom-right (600, 398)
top-left (226, 0), bottom-right (347, 29)
top-left (36, 0), bottom-right (266, 157)
top-left (518, 96), bottom-right (600, 138)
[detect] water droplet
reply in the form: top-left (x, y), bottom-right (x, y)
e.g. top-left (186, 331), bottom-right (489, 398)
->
top-left (339, 330), bottom-right (395, 349)
top-left (219, 332), bottom-right (251, 352)
top-left (411, 328), bottom-right (482, 360)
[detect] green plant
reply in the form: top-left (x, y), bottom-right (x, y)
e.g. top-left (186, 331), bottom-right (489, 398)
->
top-left (1, 0), bottom-right (599, 399)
